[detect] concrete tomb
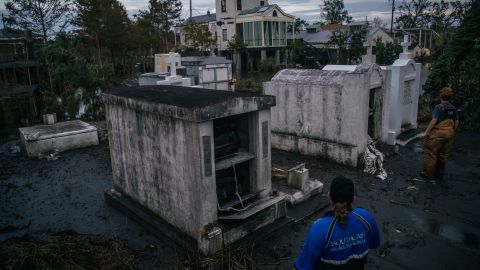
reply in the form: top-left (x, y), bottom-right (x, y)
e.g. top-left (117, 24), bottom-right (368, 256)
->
top-left (264, 66), bottom-right (387, 167)
top-left (140, 52), bottom-right (192, 87)
top-left (19, 120), bottom-right (99, 158)
top-left (381, 35), bottom-right (421, 145)
top-left (323, 35), bottom-right (422, 146)
top-left (101, 85), bottom-right (286, 254)
top-left (182, 56), bottom-right (233, 90)
top-left (154, 52), bottom-right (181, 74)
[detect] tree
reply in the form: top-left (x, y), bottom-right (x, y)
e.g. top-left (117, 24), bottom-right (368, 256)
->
top-left (227, 35), bottom-right (246, 78)
top-left (395, 0), bottom-right (472, 30)
top-left (4, 0), bottom-right (72, 41)
top-left (425, 0), bottom-right (480, 130)
top-left (321, 0), bottom-right (364, 64)
top-left (396, 0), bottom-right (432, 29)
top-left (320, 0), bottom-right (351, 25)
top-left (144, 0), bottom-right (182, 52)
top-left (74, 0), bottom-right (131, 72)
top-left (374, 38), bottom-right (402, 65)
top-left (183, 23), bottom-right (215, 51)
top-left (327, 29), bottom-right (350, 64)
top-left (372, 17), bottom-right (385, 28)
top-left (36, 32), bottom-right (114, 119)
top-left (288, 18), bottom-right (309, 34)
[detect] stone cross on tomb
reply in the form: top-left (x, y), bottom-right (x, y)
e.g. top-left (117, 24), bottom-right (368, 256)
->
top-left (401, 34), bottom-right (411, 53)
top-left (168, 52), bottom-right (177, 77)
top-left (362, 38), bottom-right (376, 64)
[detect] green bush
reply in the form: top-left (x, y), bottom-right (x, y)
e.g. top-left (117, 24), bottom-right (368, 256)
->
top-left (235, 79), bottom-right (262, 93)
top-left (459, 101), bottom-right (480, 131)
top-left (258, 58), bottom-right (276, 72)
top-left (424, 0), bottom-right (480, 130)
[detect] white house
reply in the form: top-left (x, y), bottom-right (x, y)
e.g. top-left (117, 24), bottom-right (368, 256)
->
top-left (180, 1), bottom-right (295, 65)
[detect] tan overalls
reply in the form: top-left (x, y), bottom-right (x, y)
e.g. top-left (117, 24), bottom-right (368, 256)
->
top-left (422, 119), bottom-right (455, 179)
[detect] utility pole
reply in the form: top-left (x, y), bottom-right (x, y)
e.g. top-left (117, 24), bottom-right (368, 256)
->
top-left (190, 0), bottom-right (192, 19)
top-left (390, 0), bottom-right (395, 35)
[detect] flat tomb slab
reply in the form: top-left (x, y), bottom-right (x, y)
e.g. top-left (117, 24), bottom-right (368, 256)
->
top-left (100, 85), bottom-right (275, 122)
top-left (19, 120), bottom-right (99, 157)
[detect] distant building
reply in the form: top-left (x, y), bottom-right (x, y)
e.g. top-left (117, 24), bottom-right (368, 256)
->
top-left (0, 29), bottom-right (43, 128)
top-left (179, 1), bottom-right (295, 67)
top-left (295, 23), bottom-right (393, 49)
top-left (178, 11), bottom-right (217, 49)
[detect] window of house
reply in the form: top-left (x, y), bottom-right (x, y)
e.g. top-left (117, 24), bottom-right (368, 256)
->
top-left (260, 1), bottom-right (265, 6)
top-left (237, 0), bottom-right (242, 10)
top-left (222, 29), bottom-right (228, 41)
top-left (221, 0), bottom-right (226, 12)
top-left (273, 10), bottom-right (277, 17)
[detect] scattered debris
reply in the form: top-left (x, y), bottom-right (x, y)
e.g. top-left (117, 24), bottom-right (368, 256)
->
top-left (389, 200), bottom-right (408, 206)
top-left (0, 235), bottom-right (137, 270)
top-left (406, 185), bottom-right (419, 190)
top-left (37, 149), bottom-right (60, 161)
top-left (363, 140), bottom-right (388, 180)
top-left (272, 244), bottom-right (292, 259)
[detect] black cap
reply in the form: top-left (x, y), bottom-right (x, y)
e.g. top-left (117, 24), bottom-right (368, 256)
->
top-left (330, 176), bottom-right (354, 203)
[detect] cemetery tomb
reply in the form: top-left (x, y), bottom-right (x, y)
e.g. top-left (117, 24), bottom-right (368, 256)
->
top-left (382, 35), bottom-right (422, 145)
top-left (19, 120), bottom-right (99, 158)
top-left (101, 85), bottom-right (285, 254)
top-left (264, 66), bottom-right (387, 167)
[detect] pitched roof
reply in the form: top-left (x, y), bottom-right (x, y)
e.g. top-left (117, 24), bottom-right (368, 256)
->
top-left (238, 4), bottom-right (294, 19)
top-left (183, 13), bottom-right (216, 25)
top-left (319, 24), bottom-right (349, 31)
top-left (238, 5), bottom-right (273, 16)
top-left (296, 30), bottom-right (333, 44)
top-left (0, 29), bottom-right (42, 40)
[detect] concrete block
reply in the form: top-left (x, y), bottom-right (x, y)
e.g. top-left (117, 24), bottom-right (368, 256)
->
top-left (42, 113), bottom-right (57, 125)
top-left (19, 120), bottom-right (99, 158)
top-left (279, 180), bottom-right (324, 206)
top-left (287, 165), bottom-right (308, 191)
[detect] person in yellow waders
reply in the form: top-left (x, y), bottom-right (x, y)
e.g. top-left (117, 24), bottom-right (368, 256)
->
top-left (421, 87), bottom-right (459, 180)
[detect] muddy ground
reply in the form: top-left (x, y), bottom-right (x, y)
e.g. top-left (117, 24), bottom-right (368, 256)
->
top-left (1, 131), bottom-right (479, 269)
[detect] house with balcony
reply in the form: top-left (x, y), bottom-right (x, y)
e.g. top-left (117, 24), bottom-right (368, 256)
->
top-left (179, 1), bottom-right (294, 70)
top-left (216, 0), bottom-right (294, 64)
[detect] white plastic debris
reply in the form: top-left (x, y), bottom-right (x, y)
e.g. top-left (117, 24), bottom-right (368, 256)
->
top-left (363, 139), bottom-right (388, 180)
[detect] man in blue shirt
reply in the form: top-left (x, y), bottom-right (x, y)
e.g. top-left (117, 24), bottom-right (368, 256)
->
top-left (294, 176), bottom-right (380, 270)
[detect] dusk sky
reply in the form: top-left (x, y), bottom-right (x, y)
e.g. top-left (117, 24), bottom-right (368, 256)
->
top-left (0, 0), bottom-right (472, 27)
top-left (120, 0), bottom-right (396, 23)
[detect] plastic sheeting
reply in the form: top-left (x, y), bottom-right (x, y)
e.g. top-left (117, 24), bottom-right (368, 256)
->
top-left (363, 140), bottom-right (387, 180)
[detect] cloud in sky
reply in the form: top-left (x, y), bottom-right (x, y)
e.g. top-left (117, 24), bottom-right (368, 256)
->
top-left (120, 0), bottom-right (394, 24)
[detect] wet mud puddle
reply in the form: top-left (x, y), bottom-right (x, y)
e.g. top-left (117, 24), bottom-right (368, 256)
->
top-left (410, 212), bottom-right (479, 250)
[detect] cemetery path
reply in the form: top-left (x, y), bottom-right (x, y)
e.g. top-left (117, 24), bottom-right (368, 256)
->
top-left (0, 131), bottom-right (479, 269)
top-left (260, 131), bottom-right (480, 270)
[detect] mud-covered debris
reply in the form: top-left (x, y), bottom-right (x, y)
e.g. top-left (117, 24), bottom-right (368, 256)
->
top-left (0, 234), bottom-right (137, 270)
top-left (378, 241), bottom-right (394, 257)
top-left (38, 149), bottom-right (60, 161)
top-left (363, 140), bottom-right (388, 180)
top-left (272, 244), bottom-right (291, 259)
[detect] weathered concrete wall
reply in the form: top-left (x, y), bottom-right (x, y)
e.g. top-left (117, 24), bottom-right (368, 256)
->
top-left (106, 104), bottom-right (217, 240)
top-left (249, 109), bottom-right (272, 197)
top-left (264, 69), bottom-right (371, 166)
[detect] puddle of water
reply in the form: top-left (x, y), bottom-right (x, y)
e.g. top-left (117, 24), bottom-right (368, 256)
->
top-left (427, 219), bottom-right (479, 250)
top-left (410, 213), bottom-right (479, 250)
